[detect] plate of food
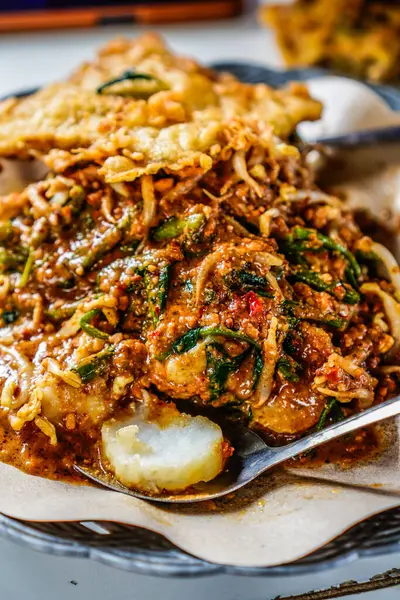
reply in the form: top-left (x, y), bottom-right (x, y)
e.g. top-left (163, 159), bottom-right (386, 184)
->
top-left (1, 32), bottom-right (400, 574)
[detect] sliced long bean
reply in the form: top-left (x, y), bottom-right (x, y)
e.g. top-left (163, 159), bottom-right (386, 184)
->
top-left (152, 213), bottom-right (204, 242)
top-left (46, 302), bottom-right (80, 322)
top-left (80, 309), bottom-right (110, 340)
top-left (72, 346), bottom-right (114, 384)
top-left (19, 248), bottom-right (34, 288)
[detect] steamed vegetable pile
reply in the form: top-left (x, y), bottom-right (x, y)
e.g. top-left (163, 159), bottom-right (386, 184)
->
top-left (0, 34), bottom-right (398, 492)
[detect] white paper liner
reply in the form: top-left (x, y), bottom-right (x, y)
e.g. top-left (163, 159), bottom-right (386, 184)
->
top-left (1, 76), bottom-right (400, 568)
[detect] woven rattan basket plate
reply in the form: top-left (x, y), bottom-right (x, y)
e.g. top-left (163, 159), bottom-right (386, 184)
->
top-left (1, 507), bottom-right (400, 577)
top-left (1, 64), bottom-right (400, 577)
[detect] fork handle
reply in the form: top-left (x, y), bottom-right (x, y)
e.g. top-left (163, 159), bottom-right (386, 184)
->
top-left (254, 395), bottom-right (400, 475)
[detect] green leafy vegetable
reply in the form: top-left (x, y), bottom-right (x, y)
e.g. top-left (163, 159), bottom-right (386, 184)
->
top-left (203, 326), bottom-right (262, 349)
top-left (225, 269), bottom-right (274, 298)
top-left (356, 249), bottom-right (379, 263)
top-left (282, 227), bottom-right (361, 287)
top-left (152, 213), bottom-right (205, 242)
top-left (0, 222), bottom-right (13, 243)
top-left (72, 346), bottom-right (114, 384)
top-left (2, 309), bottom-right (19, 324)
top-left (315, 230), bottom-right (361, 281)
top-left (280, 240), bottom-right (311, 266)
top-left (206, 343), bottom-right (251, 401)
top-left (252, 348), bottom-right (264, 390)
top-left (96, 256), bottom-right (138, 291)
top-left (283, 331), bottom-right (297, 356)
top-left (281, 299), bottom-right (300, 329)
top-left (168, 327), bottom-right (202, 356)
top-left (158, 265), bottom-right (170, 314)
top-left (80, 309), bottom-right (110, 340)
top-left (315, 398), bottom-right (344, 431)
top-left (158, 325), bottom-right (263, 393)
top-left (0, 246), bottom-right (28, 273)
top-left (281, 299), bottom-right (347, 330)
top-left (158, 325), bottom-right (262, 359)
top-left (56, 277), bottom-right (76, 290)
top-left (19, 248), bottom-right (34, 288)
top-left (290, 269), bottom-right (360, 304)
top-left (144, 264), bottom-right (170, 325)
top-left (81, 230), bottom-right (122, 271)
top-left (276, 355), bottom-right (301, 382)
top-left (67, 185), bottom-right (85, 214)
top-left (120, 240), bottom-right (140, 254)
top-left (96, 69), bottom-right (157, 95)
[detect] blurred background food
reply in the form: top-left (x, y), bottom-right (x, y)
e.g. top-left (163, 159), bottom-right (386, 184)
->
top-left (3, 1), bottom-right (400, 84)
top-left (261, 0), bottom-right (400, 82)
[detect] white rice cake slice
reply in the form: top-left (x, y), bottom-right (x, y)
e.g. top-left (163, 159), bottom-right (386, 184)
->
top-left (102, 402), bottom-right (226, 493)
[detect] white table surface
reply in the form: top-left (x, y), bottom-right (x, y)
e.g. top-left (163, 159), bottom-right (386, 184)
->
top-left (0, 13), bottom-right (281, 97)
top-left (0, 11), bottom-right (400, 600)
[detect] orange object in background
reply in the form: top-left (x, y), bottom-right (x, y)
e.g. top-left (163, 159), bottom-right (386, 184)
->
top-left (0, 1), bottom-right (243, 32)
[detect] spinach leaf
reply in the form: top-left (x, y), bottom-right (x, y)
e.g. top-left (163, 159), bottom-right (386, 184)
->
top-left (144, 264), bottom-right (170, 325)
top-left (276, 355), bottom-right (301, 383)
top-left (225, 268), bottom-right (274, 298)
top-left (2, 309), bottom-right (19, 324)
top-left (0, 245), bottom-right (28, 273)
top-left (206, 343), bottom-right (251, 401)
top-left (171, 327), bottom-right (202, 355)
top-left (56, 277), bottom-right (76, 290)
top-left (160, 325), bottom-right (262, 360)
top-left (315, 398), bottom-right (344, 431)
top-left (252, 348), bottom-right (264, 390)
top-left (282, 227), bottom-right (361, 287)
top-left (290, 268), bottom-right (360, 304)
top-left (281, 298), bottom-right (300, 329)
top-left (158, 326), bottom-right (263, 397)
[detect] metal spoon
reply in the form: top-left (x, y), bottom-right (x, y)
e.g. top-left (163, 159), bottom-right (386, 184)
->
top-left (75, 395), bottom-right (400, 504)
top-left (309, 125), bottom-right (400, 148)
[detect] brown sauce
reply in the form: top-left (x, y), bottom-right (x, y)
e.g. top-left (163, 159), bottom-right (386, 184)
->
top-left (0, 418), bottom-right (94, 484)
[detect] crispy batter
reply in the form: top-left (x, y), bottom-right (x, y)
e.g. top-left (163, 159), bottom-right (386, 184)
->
top-left (0, 34), bottom-right (321, 181)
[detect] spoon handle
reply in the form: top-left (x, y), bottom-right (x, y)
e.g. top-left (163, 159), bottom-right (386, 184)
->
top-left (256, 395), bottom-right (400, 475)
top-left (314, 125), bottom-right (400, 148)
